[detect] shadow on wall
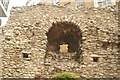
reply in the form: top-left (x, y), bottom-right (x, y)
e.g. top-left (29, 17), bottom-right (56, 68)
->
top-left (0, 19), bottom-right (1, 26)
top-left (45, 21), bottom-right (83, 61)
top-left (118, 6), bottom-right (120, 76)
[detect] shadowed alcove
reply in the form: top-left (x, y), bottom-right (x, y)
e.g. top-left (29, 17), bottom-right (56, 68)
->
top-left (46, 21), bottom-right (82, 53)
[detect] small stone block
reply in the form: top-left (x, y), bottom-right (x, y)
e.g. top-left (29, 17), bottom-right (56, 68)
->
top-left (59, 44), bottom-right (68, 52)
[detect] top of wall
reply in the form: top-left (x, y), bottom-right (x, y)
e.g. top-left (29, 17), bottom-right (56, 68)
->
top-left (1, 4), bottom-right (119, 43)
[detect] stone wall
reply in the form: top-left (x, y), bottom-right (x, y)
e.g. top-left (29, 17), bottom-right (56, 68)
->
top-left (0, 4), bottom-right (120, 78)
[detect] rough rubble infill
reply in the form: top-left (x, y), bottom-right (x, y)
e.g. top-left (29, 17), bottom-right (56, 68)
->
top-left (0, 4), bottom-right (119, 78)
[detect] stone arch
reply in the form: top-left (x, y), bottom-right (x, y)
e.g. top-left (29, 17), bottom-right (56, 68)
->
top-left (46, 21), bottom-right (82, 53)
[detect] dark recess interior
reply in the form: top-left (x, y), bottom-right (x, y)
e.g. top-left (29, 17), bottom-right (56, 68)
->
top-left (46, 21), bottom-right (82, 53)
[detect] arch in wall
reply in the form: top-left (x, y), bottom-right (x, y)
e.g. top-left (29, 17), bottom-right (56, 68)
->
top-left (46, 21), bottom-right (82, 53)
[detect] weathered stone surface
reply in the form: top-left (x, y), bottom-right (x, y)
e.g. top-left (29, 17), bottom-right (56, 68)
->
top-left (0, 4), bottom-right (119, 78)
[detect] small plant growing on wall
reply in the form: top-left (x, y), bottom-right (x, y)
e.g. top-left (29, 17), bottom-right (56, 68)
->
top-left (51, 72), bottom-right (80, 80)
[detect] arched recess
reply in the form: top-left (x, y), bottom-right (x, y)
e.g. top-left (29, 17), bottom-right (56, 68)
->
top-left (46, 21), bottom-right (82, 53)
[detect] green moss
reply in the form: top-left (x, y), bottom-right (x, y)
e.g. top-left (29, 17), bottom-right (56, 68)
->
top-left (51, 72), bottom-right (80, 80)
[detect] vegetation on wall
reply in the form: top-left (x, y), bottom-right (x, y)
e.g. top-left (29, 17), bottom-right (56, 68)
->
top-left (51, 72), bottom-right (80, 80)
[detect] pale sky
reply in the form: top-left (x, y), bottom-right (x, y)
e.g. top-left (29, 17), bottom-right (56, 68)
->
top-left (11, 0), bottom-right (42, 7)
top-left (11, 0), bottom-right (29, 7)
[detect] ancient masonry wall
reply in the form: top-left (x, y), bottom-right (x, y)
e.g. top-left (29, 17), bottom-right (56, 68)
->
top-left (0, 4), bottom-right (120, 78)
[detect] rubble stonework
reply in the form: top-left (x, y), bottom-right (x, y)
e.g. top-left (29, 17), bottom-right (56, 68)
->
top-left (0, 4), bottom-right (120, 78)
